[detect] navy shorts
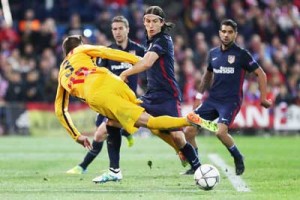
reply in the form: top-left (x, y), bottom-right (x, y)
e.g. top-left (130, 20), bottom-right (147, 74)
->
top-left (95, 114), bottom-right (108, 127)
top-left (194, 98), bottom-right (241, 127)
top-left (140, 92), bottom-right (182, 131)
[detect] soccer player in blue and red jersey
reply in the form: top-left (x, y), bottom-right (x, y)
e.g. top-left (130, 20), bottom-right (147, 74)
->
top-left (119, 6), bottom-right (202, 175)
top-left (184, 19), bottom-right (272, 175)
top-left (66, 16), bottom-right (145, 177)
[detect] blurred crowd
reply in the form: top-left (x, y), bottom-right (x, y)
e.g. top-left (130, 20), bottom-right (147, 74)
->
top-left (0, 0), bottom-right (300, 108)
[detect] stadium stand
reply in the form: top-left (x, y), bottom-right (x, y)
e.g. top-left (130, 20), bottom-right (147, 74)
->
top-left (0, 0), bottom-right (299, 135)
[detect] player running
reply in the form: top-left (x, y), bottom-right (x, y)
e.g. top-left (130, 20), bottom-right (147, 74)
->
top-left (183, 19), bottom-right (272, 175)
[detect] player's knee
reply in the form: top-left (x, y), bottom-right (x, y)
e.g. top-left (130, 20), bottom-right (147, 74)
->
top-left (94, 132), bottom-right (107, 142)
top-left (170, 131), bottom-right (186, 146)
top-left (215, 130), bottom-right (227, 138)
top-left (94, 124), bottom-right (108, 141)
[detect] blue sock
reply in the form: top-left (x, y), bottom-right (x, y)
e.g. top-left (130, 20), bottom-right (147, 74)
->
top-left (180, 143), bottom-right (201, 170)
top-left (106, 126), bottom-right (122, 169)
top-left (80, 140), bottom-right (103, 170)
top-left (228, 145), bottom-right (243, 160)
top-left (195, 147), bottom-right (199, 161)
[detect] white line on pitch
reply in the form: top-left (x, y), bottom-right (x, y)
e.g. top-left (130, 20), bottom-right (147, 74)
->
top-left (208, 153), bottom-right (251, 192)
top-left (8, 189), bottom-right (200, 193)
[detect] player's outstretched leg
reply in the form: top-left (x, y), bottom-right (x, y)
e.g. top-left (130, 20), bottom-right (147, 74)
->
top-left (186, 112), bottom-right (218, 132)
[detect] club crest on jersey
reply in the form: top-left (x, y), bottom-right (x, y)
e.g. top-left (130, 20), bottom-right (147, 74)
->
top-left (228, 55), bottom-right (235, 64)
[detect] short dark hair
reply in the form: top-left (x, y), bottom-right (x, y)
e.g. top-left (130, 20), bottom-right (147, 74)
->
top-left (220, 19), bottom-right (238, 32)
top-left (144, 6), bottom-right (175, 32)
top-left (62, 35), bottom-right (83, 55)
top-left (111, 15), bottom-right (129, 28)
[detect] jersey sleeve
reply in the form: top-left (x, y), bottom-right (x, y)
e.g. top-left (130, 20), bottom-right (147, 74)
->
top-left (148, 38), bottom-right (166, 56)
top-left (82, 45), bottom-right (141, 65)
top-left (137, 45), bottom-right (146, 57)
top-left (241, 49), bottom-right (260, 72)
top-left (54, 81), bottom-right (81, 141)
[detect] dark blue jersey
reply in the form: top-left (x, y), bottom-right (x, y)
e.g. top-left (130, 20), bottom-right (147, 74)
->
top-left (207, 43), bottom-right (259, 102)
top-left (97, 39), bottom-right (145, 92)
top-left (145, 32), bottom-right (182, 101)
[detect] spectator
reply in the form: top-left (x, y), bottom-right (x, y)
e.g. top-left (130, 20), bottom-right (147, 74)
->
top-left (24, 69), bottom-right (44, 102)
top-left (18, 9), bottom-right (41, 32)
top-left (65, 13), bottom-right (83, 36)
top-left (4, 71), bottom-right (24, 102)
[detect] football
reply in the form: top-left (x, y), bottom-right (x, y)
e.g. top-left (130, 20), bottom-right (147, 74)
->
top-left (194, 164), bottom-right (220, 190)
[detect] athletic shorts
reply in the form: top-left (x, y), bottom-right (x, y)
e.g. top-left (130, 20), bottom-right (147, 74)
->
top-left (140, 91), bottom-right (182, 131)
top-left (95, 114), bottom-right (107, 127)
top-left (85, 74), bottom-right (144, 134)
top-left (194, 97), bottom-right (241, 127)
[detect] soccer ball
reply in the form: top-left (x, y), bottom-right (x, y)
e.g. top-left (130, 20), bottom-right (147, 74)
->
top-left (194, 164), bottom-right (220, 190)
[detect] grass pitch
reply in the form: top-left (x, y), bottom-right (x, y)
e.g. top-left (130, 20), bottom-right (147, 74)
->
top-left (0, 134), bottom-right (299, 200)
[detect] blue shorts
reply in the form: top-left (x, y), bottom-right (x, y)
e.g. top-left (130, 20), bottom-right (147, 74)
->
top-left (140, 92), bottom-right (182, 131)
top-left (194, 98), bottom-right (241, 127)
top-left (95, 114), bottom-right (108, 127)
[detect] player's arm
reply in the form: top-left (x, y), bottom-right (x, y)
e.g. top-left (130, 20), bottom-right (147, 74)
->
top-left (54, 82), bottom-right (91, 149)
top-left (194, 50), bottom-right (214, 107)
top-left (119, 51), bottom-right (158, 82)
top-left (198, 70), bottom-right (213, 94)
top-left (253, 67), bottom-right (272, 108)
top-left (193, 69), bottom-right (213, 108)
top-left (242, 49), bottom-right (272, 108)
top-left (83, 45), bottom-right (141, 64)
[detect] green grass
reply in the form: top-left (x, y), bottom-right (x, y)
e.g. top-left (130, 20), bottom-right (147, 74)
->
top-left (0, 135), bottom-right (299, 200)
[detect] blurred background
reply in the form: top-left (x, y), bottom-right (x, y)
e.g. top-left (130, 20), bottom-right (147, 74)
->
top-left (0, 0), bottom-right (299, 136)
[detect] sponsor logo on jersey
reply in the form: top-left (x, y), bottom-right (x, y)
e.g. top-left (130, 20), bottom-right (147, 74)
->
top-left (228, 55), bottom-right (235, 64)
top-left (213, 66), bottom-right (235, 74)
top-left (111, 62), bottom-right (133, 70)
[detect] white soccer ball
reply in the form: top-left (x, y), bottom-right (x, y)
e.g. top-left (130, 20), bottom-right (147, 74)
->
top-left (194, 164), bottom-right (220, 190)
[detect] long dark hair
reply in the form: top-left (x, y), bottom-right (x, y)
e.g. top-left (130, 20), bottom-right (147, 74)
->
top-left (144, 6), bottom-right (175, 32)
